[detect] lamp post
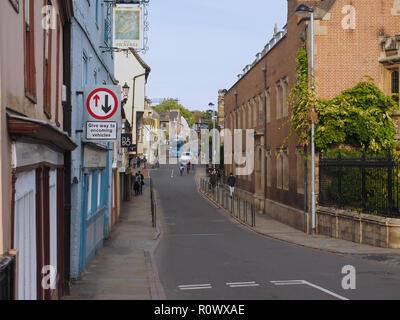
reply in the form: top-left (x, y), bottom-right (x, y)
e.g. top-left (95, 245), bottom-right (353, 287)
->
top-left (234, 90), bottom-right (238, 176)
top-left (209, 102), bottom-right (216, 169)
top-left (295, 4), bottom-right (316, 232)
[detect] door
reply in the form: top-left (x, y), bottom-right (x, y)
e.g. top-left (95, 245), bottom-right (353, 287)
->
top-left (14, 170), bottom-right (37, 300)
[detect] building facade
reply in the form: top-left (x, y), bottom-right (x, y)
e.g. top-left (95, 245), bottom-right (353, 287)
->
top-left (224, 0), bottom-right (400, 232)
top-left (69, 0), bottom-right (116, 280)
top-left (0, 0), bottom-right (75, 300)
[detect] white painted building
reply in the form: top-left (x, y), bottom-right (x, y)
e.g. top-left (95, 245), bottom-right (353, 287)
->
top-left (114, 49), bottom-right (151, 156)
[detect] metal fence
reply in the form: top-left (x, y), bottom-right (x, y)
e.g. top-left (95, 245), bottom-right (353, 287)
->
top-left (0, 255), bottom-right (15, 300)
top-left (150, 178), bottom-right (157, 228)
top-left (319, 151), bottom-right (400, 217)
top-left (200, 178), bottom-right (256, 227)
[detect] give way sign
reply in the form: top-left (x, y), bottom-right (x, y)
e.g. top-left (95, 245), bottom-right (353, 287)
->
top-left (86, 87), bottom-right (119, 120)
top-left (84, 85), bottom-right (121, 142)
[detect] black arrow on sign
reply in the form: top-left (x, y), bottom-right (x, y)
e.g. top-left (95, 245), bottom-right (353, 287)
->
top-left (102, 95), bottom-right (112, 114)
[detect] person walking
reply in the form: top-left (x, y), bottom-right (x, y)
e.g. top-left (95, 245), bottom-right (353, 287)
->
top-left (210, 169), bottom-right (217, 192)
top-left (179, 163), bottom-right (185, 176)
top-left (140, 171), bottom-right (145, 194)
top-left (134, 173), bottom-right (140, 196)
top-left (187, 161), bottom-right (191, 175)
top-left (228, 173), bottom-right (236, 198)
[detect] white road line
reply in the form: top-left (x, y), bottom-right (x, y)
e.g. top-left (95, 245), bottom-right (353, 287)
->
top-left (227, 282), bottom-right (260, 288)
top-left (171, 169), bottom-right (174, 178)
top-left (302, 281), bottom-right (349, 301)
top-left (270, 280), bottom-right (349, 301)
top-left (179, 284), bottom-right (212, 291)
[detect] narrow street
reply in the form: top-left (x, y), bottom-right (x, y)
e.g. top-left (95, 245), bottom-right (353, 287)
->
top-left (152, 165), bottom-right (400, 300)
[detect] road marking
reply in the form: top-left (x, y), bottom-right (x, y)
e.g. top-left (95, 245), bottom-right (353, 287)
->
top-left (227, 282), bottom-right (260, 288)
top-left (271, 280), bottom-right (349, 301)
top-left (171, 169), bottom-right (174, 178)
top-left (179, 284), bottom-right (212, 291)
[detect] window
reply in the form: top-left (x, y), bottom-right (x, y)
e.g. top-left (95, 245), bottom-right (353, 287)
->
top-left (55, 18), bottom-right (61, 126)
top-left (276, 82), bottom-right (282, 119)
top-left (258, 94), bottom-right (263, 125)
top-left (392, 70), bottom-right (399, 102)
top-left (97, 170), bottom-right (102, 208)
top-left (95, 0), bottom-right (99, 25)
top-left (267, 150), bottom-right (272, 187)
top-left (276, 152), bottom-right (283, 189)
top-left (247, 101), bottom-right (251, 129)
top-left (87, 172), bottom-right (92, 216)
top-left (266, 89), bottom-right (271, 124)
top-left (82, 53), bottom-right (88, 86)
top-left (282, 77), bottom-right (289, 117)
top-left (253, 98), bottom-right (257, 127)
top-left (276, 149), bottom-right (289, 190)
top-left (43, 0), bottom-right (53, 118)
top-left (24, 0), bottom-right (37, 102)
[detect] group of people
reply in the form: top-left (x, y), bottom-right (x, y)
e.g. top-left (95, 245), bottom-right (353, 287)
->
top-left (133, 171), bottom-right (145, 196)
top-left (208, 169), bottom-right (237, 198)
top-left (179, 162), bottom-right (191, 176)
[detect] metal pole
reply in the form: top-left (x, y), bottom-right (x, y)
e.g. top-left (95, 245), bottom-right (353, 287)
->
top-left (310, 11), bottom-right (316, 232)
top-left (213, 104), bottom-right (216, 169)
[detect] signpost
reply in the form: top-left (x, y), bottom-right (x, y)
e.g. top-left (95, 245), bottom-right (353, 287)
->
top-left (84, 86), bottom-right (121, 142)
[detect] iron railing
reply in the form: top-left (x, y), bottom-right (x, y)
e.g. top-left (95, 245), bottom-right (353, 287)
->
top-left (0, 255), bottom-right (15, 300)
top-left (200, 178), bottom-right (256, 227)
top-left (319, 151), bottom-right (400, 217)
top-left (150, 178), bottom-right (157, 228)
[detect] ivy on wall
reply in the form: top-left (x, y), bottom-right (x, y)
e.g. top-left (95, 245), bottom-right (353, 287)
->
top-left (288, 47), bottom-right (398, 155)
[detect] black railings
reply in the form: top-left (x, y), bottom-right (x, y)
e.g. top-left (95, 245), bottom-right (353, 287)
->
top-left (319, 151), bottom-right (400, 218)
top-left (150, 178), bottom-right (157, 228)
top-left (200, 178), bottom-right (256, 227)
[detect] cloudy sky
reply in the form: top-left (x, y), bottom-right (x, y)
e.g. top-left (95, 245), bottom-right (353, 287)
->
top-left (143, 0), bottom-right (288, 111)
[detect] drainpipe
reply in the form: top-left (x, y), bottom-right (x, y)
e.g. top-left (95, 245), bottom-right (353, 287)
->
top-left (62, 19), bottom-right (72, 296)
top-left (262, 65), bottom-right (267, 214)
top-left (131, 73), bottom-right (147, 149)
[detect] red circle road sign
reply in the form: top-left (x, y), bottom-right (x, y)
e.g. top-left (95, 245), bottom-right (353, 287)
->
top-left (86, 88), bottom-right (119, 120)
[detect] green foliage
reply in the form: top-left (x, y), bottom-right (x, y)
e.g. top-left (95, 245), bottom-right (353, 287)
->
top-left (153, 99), bottom-right (196, 127)
top-left (289, 48), bottom-right (398, 154)
top-left (315, 82), bottom-right (397, 154)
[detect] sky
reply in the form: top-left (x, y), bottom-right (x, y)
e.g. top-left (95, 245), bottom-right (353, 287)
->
top-left (142, 0), bottom-right (288, 111)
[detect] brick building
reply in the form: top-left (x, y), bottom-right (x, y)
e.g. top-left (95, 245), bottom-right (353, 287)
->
top-left (224, 0), bottom-right (400, 232)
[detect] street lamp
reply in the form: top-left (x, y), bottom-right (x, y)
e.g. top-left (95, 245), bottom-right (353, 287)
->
top-left (209, 102), bottom-right (216, 169)
top-left (122, 82), bottom-right (130, 99)
top-left (295, 3), bottom-right (316, 233)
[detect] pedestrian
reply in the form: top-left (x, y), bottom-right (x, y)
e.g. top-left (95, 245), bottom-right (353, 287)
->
top-left (210, 169), bottom-right (217, 191)
top-left (132, 174), bottom-right (137, 196)
top-left (140, 171), bottom-right (145, 194)
top-left (187, 161), bottom-right (191, 175)
top-left (228, 172), bottom-right (236, 198)
top-left (134, 173), bottom-right (140, 196)
top-left (180, 163), bottom-right (185, 176)
top-left (137, 156), bottom-right (141, 169)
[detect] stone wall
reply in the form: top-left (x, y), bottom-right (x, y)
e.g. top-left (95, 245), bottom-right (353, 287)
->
top-left (317, 207), bottom-right (400, 249)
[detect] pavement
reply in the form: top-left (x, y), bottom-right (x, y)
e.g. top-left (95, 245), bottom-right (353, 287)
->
top-left (152, 165), bottom-right (400, 300)
top-left (64, 174), bottom-right (164, 300)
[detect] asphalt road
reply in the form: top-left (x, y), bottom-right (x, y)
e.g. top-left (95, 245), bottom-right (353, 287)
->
top-left (152, 165), bottom-right (400, 300)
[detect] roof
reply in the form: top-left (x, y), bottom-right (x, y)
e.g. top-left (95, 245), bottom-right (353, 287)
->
top-left (129, 48), bottom-right (151, 79)
top-left (7, 114), bottom-right (77, 153)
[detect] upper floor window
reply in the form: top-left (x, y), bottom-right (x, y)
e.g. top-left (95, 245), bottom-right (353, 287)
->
top-left (24, 0), bottom-right (37, 102)
top-left (43, 1), bottom-right (53, 118)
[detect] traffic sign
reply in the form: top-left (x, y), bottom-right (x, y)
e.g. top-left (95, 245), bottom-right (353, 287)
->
top-left (87, 88), bottom-right (119, 120)
top-left (84, 86), bottom-right (121, 142)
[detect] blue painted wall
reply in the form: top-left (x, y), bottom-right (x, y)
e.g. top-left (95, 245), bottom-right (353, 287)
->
top-left (69, 0), bottom-right (115, 279)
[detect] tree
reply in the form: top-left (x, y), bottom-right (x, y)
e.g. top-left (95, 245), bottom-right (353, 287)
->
top-left (153, 99), bottom-right (195, 127)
